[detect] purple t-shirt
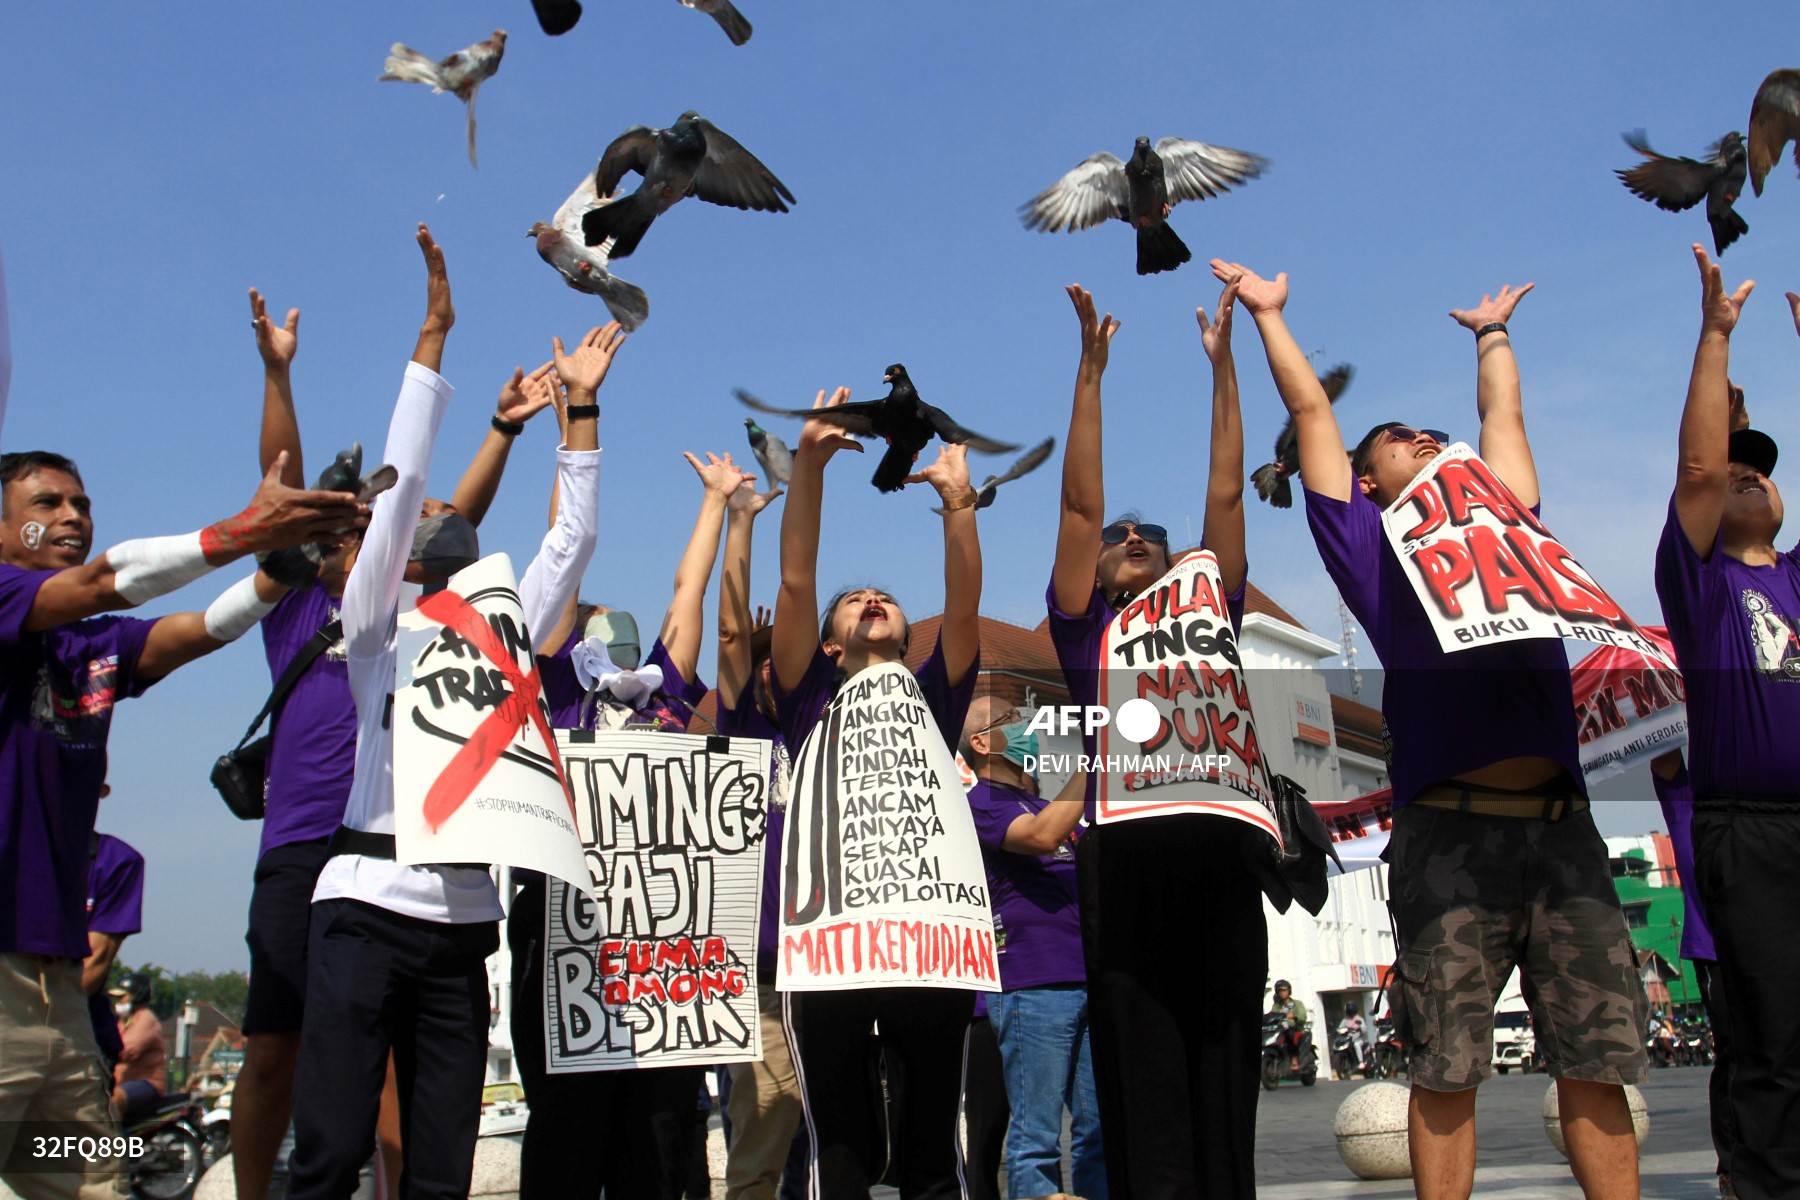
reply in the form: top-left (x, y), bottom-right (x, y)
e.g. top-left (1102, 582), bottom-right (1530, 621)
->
top-left (966, 779), bottom-right (1083, 992)
top-left (259, 583), bottom-right (353, 855)
top-left (1304, 487), bottom-right (1585, 807)
top-left (1651, 762), bottom-right (1714, 962)
top-left (540, 632), bottom-right (707, 732)
top-left (86, 832), bottom-right (144, 1058)
top-left (1045, 569), bottom-right (1247, 821)
top-left (0, 564), bottom-right (155, 958)
top-left (772, 639), bottom-right (977, 758)
top-left (715, 684), bottom-right (787, 978)
top-left (1654, 495), bottom-right (1800, 798)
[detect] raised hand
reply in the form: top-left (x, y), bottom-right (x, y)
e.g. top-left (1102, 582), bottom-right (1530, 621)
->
top-left (1449, 282), bottom-right (1535, 332)
top-left (249, 289), bottom-right (299, 371)
top-left (797, 387), bottom-right (864, 463)
top-left (904, 440), bottom-right (973, 503)
top-left (552, 322), bottom-right (628, 396)
top-left (727, 474), bottom-right (783, 516)
top-left (417, 223), bottom-right (454, 334)
top-left (684, 450), bottom-right (756, 498)
top-left (210, 452), bottom-right (371, 558)
top-left (1197, 279), bottom-right (1239, 364)
top-left (752, 603), bottom-right (773, 631)
top-left (1208, 260), bottom-right (1287, 316)
top-left (1693, 245), bottom-right (1754, 338)
top-left (498, 361), bottom-right (561, 424)
top-left (1066, 284), bottom-right (1120, 372)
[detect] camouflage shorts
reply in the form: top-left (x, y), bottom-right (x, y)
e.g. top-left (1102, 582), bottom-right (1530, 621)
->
top-left (1384, 804), bottom-right (1649, 1092)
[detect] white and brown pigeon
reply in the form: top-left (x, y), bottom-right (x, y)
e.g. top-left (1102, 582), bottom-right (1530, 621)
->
top-left (380, 30), bottom-right (507, 168)
top-left (529, 176), bottom-right (650, 331)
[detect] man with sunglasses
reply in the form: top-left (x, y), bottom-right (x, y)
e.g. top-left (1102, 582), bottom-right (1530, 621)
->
top-left (959, 697), bottom-right (1100, 1200)
top-left (1655, 246), bottom-right (1800, 1200)
top-left (1215, 257), bottom-right (1645, 1200)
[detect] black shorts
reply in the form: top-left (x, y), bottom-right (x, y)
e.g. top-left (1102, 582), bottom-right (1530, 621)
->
top-left (243, 837), bottom-right (333, 1036)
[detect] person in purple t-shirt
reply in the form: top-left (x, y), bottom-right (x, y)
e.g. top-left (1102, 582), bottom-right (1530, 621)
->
top-left (508, 445), bottom-right (751, 1200)
top-left (960, 691), bottom-right (1102, 1200)
top-left (1220, 255), bottom-right (1647, 1198)
top-left (1046, 281), bottom-right (1263, 1199)
top-left (1654, 245), bottom-right (1800, 1200)
top-left (0, 436), bottom-right (363, 1195)
top-left (84, 824), bottom-right (144, 1074)
top-left (230, 285), bottom-right (595, 1200)
top-left (769, 386), bottom-right (983, 1200)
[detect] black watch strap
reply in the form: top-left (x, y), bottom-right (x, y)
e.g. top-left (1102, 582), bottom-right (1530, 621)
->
top-left (492, 414), bottom-right (526, 437)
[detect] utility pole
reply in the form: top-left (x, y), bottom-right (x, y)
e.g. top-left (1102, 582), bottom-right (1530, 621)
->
top-left (1338, 598), bottom-right (1362, 697)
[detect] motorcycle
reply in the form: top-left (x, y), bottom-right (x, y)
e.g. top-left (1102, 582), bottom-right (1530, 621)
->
top-left (1331, 1018), bottom-right (1369, 1080)
top-left (1646, 1024), bottom-right (1679, 1069)
top-left (1681, 1022), bottom-right (1714, 1068)
top-left (1369, 1017), bottom-right (1405, 1080)
top-left (1261, 1013), bottom-right (1318, 1090)
top-left (124, 1092), bottom-right (207, 1200)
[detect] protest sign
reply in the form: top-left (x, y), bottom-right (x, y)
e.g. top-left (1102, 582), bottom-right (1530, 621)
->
top-left (1094, 550), bottom-right (1280, 841)
top-left (1312, 791), bottom-right (1394, 873)
top-left (1381, 444), bottom-right (1675, 667)
top-left (392, 553), bottom-right (588, 889)
top-left (1571, 627), bottom-right (1687, 783)
top-left (543, 729), bottom-right (771, 1073)
top-left (779, 662), bottom-right (998, 992)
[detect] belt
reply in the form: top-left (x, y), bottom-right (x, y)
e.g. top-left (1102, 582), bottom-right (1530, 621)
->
top-left (1412, 790), bottom-right (1589, 823)
top-left (327, 825), bottom-right (488, 871)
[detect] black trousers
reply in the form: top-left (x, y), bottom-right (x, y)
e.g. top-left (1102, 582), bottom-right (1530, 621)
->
top-left (960, 1011), bottom-right (1007, 1200)
top-left (508, 877), bottom-right (702, 1199)
top-left (1695, 958), bottom-right (1740, 1179)
top-left (1693, 803), bottom-right (1800, 1200)
top-left (288, 898), bottom-right (498, 1200)
top-left (782, 986), bottom-right (974, 1199)
top-left (1078, 817), bottom-right (1267, 1200)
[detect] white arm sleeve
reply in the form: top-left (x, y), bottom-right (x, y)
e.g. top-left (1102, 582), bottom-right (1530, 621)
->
top-left (341, 362), bottom-right (453, 657)
top-left (518, 445), bottom-right (601, 653)
top-left (104, 531), bottom-right (212, 605)
top-left (203, 573), bottom-right (278, 642)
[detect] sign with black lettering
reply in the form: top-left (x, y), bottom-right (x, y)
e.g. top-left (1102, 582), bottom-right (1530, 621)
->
top-left (1571, 627), bottom-right (1687, 783)
top-left (543, 729), bottom-right (771, 1073)
top-left (1382, 444), bottom-right (1675, 667)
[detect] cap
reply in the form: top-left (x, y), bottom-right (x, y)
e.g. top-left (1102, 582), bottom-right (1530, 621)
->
top-left (1729, 428), bottom-right (1779, 478)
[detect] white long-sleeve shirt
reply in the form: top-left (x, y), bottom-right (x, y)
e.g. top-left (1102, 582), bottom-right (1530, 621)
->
top-left (312, 361), bottom-right (602, 923)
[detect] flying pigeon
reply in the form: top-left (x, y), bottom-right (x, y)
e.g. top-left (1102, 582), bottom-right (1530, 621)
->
top-left (258, 445), bottom-right (398, 587)
top-left (680, 0), bottom-right (753, 44)
top-left (1615, 130), bottom-right (1748, 256)
top-left (736, 365), bottom-right (1019, 494)
top-left (1022, 136), bottom-right (1268, 275)
top-left (1251, 364), bottom-right (1353, 509)
top-left (1749, 69), bottom-right (1800, 195)
top-left (379, 30), bottom-right (507, 168)
top-left (744, 419), bottom-right (792, 489)
top-left (531, 0), bottom-right (582, 35)
top-left (529, 175), bottom-right (651, 331)
top-left (580, 112), bottom-right (793, 259)
top-left (933, 436), bottom-right (1056, 514)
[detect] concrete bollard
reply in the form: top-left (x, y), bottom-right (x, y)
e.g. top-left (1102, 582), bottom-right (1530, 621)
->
top-left (1333, 1081), bottom-right (1414, 1180)
top-left (1541, 1081), bottom-right (1650, 1159)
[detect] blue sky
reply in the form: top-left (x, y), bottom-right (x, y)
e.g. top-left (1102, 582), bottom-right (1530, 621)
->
top-left (5, 3), bottom-right (1795, 968)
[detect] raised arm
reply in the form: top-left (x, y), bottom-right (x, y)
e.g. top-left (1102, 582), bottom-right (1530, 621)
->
top-left (1198, 280), bottom-right (1247, 593)
top-left (134, 569), bottom-right (289, 681)
top-left (448, 360), bottom-right (561, 527)
top-left (1450, 282), bottom-right (1538, 507)
top-left (717, 481), bottom-right (781, 711)
top-left (772, 388), bottom-right (861, 691)
top-left (661, 452), bottom-right (754, 684)
top-left (250, 289), bottom-right (305, 487)
top-left (1212, 260), bottom-right (1352, 502)
top-left (1051, 285), bottom-right (1119, 617)
top-left (1674, 245), bottom-right (1755, 556)
top-left (516, 365), bottom-right (599, 653)
top-left (341, 224), bottom-right (456, 656)
top-left (907, 442), bottom-right (981, 685)
top-left (1001, 769), bottom-right (1089, 856)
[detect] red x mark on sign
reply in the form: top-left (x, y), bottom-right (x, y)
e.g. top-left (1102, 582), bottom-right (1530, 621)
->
top-left (415, 588), bottom-right (574, 832)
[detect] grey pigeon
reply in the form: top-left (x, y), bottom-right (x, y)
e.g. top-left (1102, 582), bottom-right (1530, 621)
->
top-left (680, 0), bottom-right (752, 44)
top-left (259, 445), bottom-right (398, 587)
top-left (581, 112), bottom-right (793, 259)
top-left (744, 419), bottom-right (792, 489)
top-left (380, 30), bottom-right (507, 167)
top-left (530, 174), bottom-right (651, 330)
top-left (934, 436), bottom-right (1056, 514)
top-left (1023, 136), bottom-right (1267, 275)
top-left (1749, 69), bottom-right (1800, 195)
top-left (1251, 364), bottom-right (1352, 509)
top-left (1616, 130), bottom-right (1748, 256)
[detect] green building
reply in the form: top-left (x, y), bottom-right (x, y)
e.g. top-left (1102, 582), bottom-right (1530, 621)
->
top-left (1612, 847), bottom-right (1700, 1013)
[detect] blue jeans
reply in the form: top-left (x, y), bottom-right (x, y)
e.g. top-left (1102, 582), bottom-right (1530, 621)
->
top-left (989, 985), bottom-right (1106, 1200)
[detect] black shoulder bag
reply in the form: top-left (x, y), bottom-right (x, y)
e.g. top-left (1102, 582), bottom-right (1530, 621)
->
top-left (210, 619), bottom-right (342, 820)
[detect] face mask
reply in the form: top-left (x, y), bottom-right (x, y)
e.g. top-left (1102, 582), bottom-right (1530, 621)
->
top-left (114, 1002), bottom-right (131, 1021)
top-left (410, 513), bottom-right (480, 577)
top-left (997, 719), bottom-right (1039, 772)
top-left (583, 611), bottom-right (641, 671)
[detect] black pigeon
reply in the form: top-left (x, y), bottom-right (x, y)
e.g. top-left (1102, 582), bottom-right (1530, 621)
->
top-left (1022, 136), bottom-right (1267, 276)
top-left (258, 445), bottom-right (398, 586)
top-left (531, 0), bottom-right (582, 34)
top-left (1251, 364), bottom-right (1352, 509)
top-left (743, 418), bottom-right (792, 490)
top-left (1615, 130), bottom-right (1749, 255)
top-left (934, 436), bottom-right (1056, 514)
top-left (736, 366), bottom-right (1020, 494)
top-left (1749, 69), bottom-right (1800, 195)
top-left (580, 112), bottom-right (793, 260)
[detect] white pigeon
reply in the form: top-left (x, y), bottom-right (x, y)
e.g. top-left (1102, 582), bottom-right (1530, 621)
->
top-left (529, 176), bottom-right (651, 331)
top-left (679, 0), bottom-right (753, 45)
top-left (379, 30), bottom-right (507, 168)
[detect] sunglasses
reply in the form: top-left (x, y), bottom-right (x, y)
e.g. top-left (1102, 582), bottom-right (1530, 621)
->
top-left (1381, 426), bottom-right (1448, 448)
top-left (1101, 522), bottom-right (1168, 546)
